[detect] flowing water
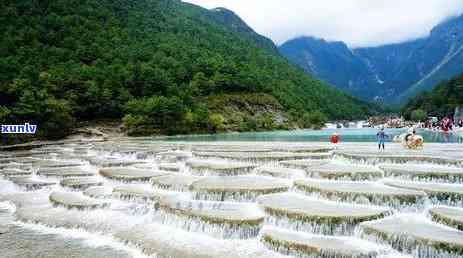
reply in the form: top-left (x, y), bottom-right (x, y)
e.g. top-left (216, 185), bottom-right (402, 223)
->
top-left (1, 137), bottom-right (463, 258)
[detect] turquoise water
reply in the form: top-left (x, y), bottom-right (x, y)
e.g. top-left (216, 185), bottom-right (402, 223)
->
top-left (167, 128), bottom-right (463, 143)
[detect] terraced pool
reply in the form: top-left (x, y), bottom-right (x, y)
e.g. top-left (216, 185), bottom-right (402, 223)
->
top-left (1, 139), bottom-right (463, 258)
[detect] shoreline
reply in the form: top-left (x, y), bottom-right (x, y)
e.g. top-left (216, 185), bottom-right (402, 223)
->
top-left (2, 118), bottom-right (462, 149)
top-left (3, 127), bottom-right (462, 151)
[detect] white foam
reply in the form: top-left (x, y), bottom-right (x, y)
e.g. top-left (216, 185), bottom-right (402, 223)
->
top-left (14, 221), bottom-right (152, 258)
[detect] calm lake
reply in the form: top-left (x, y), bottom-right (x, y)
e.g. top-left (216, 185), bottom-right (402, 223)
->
top-left (166, 128), bottom-right (463, 143)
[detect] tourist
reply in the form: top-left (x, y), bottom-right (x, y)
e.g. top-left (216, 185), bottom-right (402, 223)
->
top-left (330, 132), bottom-right (340, 149)
top-left (376, 128), bottom-right (388, 151)
top-left (410, 128), bottom-right (416, 139)
top-left (441, 117), bottom-right (452, 132)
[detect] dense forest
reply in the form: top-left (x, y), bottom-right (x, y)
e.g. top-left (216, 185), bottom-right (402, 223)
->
top-left (0, 0), bottom-right (377, 139)
top-left (402, 74), bottom-right (463, 120)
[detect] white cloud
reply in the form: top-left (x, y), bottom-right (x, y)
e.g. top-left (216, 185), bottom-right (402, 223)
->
top-left (183, 0), bottom-right (463, 48)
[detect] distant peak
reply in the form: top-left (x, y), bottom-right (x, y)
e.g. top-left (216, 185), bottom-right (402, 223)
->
top-left (212, 7), bottom-right (232, 13)
top-left (294, 35), bottom-right (324, 42)
top-left (283, 36), bottom-right (348, 49)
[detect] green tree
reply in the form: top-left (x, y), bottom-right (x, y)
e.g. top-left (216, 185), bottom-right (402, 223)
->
top-left (300, 111), bottom-right (327, 129)
top-left (208, 113), bottom-right (225, 132)
top-left (256, 114), bottom-right (275, 130)
top-left (123, 96), bottom-right (188, 134)
top-left (122, 114), bottom-right (145, 129)
top-left (0, 106), bottom-right (11, 124)
top-left (191, 104), bottom-right (209, 131)
top-left (402, 74), bottom-right (463, 119)
top-left (411, 109), bottom-right (427, 122)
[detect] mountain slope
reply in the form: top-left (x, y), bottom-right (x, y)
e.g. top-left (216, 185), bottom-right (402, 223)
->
top-left (280, 14), bottom-right (463, 103)
top-left (279, 37), bottom-right (380, 99)
top-left (206, 7), bottom-right (279, 55)
top-left (398, 16), bottom-right (463, 101)
top-left (0, 0), bottom-right (373, 138)
top-left (401, 73), bottom-right (463, 119)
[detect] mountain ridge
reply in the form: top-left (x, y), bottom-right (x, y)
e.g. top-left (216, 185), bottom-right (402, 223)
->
top-left (280, 13), bottom-right (463, 104)
top-left (207, 7), bottom-right (279, 55)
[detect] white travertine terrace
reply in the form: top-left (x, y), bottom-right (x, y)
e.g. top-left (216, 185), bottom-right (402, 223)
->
top-left (2, 140), bottom-right (463, 258)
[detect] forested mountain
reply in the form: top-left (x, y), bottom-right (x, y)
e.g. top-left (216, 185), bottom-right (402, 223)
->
top-left (280, 14), bottom-right (463, 104)
top-left (205, 7), bottom-right (279, 55)
top-left (401, 74), bottom-right (463, 119)
top-left (0, 0), bottom-right (375, 138)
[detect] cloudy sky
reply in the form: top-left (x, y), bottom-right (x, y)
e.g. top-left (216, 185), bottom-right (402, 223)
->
top-left (183, 0), bottom-right (463, 48)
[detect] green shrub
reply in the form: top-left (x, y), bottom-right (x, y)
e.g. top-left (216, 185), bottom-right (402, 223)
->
top-left (124, 96), bottom-right (188, 134)
top-left (300, 111), bottom-right (327, 129)
top-left (122, 114), bottom-right (145, 128)
top-left (411, 109), bottom-right (427, 122)
top-left (0, 106), bottom-right (11, 124)
top-left (208, 113), bottom-right (225, 132)
top-left (191, 105), bottom-right (210, 131)
top-left (256, 114), bottom-right (275, 130)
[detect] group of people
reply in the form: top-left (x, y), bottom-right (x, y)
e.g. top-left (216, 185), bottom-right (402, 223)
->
top-left (423, 117), bottom-right (463, 132)
top-left (330, 127), bottom-right (422, 151)
top-left (329, 128), bottom-right (390, 151)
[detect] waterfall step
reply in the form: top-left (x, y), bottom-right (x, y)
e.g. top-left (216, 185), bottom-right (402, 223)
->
top-left (9, 176), bottom-right (56, 189)
top-left (360, 214), bottom-right (463, 255)
top-left (428, 206), bottom-right (463, 230)
top-left (0, 169), bottom-right (32, 176)
top-left (99, 168), bottom-right (170, 181)
top-left (60, 177), bottom-right (104, 189)
top-left (83, 186), bottom-right (113, 198)
top-left (256, 166), bottom-right (306, 178)
top-left (191, 176), bottom-right (292, 201)
top-left (158, 163), bottom-right (181, 172)
top-left (112, 184), bottom-right (166, 201)
top-left (338, 152), bottom-right (463, 166)
top-left (383, 180), bottom-right (463, 199)
top-left (34, 160), bottom-right (84, 168)
top-left (295, 179), bottom-right (426, 205)
top-left (0, 157), bottom-right (37, 164)
top-left (279, 159), bottom-right (329, 170)
top-left (307, 163), bottom-right (383, 180)
top-left (132, 163), bottom-right (158, 170)
top-left (186, 160), bottom-right (256, 175)
top-left (157, 150), bottom-right (192, 161)
top-left (159, 194), bottom-right (265, 225)
top-left (379, 164), bottom-right (463, 180)
top-left (37, 167), bottom-right (95, 177)
top-left (151, 174), bottom-right (199, 191)
top-left (88, 157), bottom-right (144, 167)
top-left (0, 163), bottom-right (30, 170)
top-left (257, 192), bottom-right (389, 225)
top-left (49, 191), bottom-right (110, 209)
top-left (261, 226), bottom-right (386, 258)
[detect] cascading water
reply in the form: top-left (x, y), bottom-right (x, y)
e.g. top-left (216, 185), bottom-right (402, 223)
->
top-left (1, 139), bottom-right (463, 258)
